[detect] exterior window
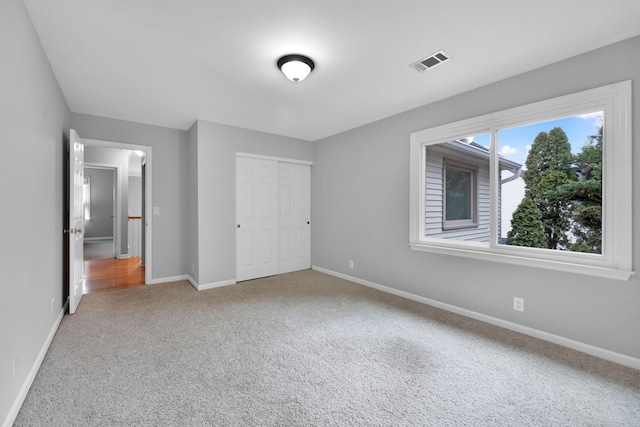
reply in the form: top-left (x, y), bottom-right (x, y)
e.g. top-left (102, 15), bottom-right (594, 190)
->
top-left (443, 160), bottom-right (477, 229)
top-left (425, 135), bottom-right (514, 243)
top-left (497, 116), bottom-right (603, 254)
top-left (409, 81), bottom-right (633, 280)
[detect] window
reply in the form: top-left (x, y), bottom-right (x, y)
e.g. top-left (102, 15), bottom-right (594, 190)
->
top-left (409, 81), bottom-right (633, 280)
top-left (444, 159), bottom-right (477, 229)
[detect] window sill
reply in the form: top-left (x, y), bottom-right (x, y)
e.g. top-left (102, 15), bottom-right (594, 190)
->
top-left (409, 242), bottom-right (634, 281)
top-left (442, 223), bottom-right (479, 231)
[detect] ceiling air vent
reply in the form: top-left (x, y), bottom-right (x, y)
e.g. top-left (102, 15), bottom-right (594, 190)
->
top-left (410, 50), bottom-right (451, 72)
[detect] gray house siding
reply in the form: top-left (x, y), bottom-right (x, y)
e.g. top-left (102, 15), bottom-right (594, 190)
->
top-left (425, 147), bottom-right (491, 242)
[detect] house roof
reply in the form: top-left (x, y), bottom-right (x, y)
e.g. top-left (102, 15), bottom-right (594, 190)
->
top-left (22, 0), bottom-right (640, 141)
top-left (442, 140), bottom-right (522, 170)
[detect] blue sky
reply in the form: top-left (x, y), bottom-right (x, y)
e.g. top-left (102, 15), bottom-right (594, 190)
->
top-left (471, 112), bottom-right (603, 168)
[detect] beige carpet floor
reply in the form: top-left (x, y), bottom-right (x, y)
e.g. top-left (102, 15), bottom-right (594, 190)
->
top-left (14, 270), bottom-right (640, 426)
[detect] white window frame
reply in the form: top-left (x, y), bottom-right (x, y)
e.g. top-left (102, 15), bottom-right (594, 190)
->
top-left (409, 81), bottom-right (633, 280)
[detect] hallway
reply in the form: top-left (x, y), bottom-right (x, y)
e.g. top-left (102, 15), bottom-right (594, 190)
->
top-left (83, 240), bottom-right (145, 294)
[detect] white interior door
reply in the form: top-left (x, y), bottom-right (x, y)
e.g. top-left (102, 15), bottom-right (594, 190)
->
top-left (236, 157), bottom-right (279, 281)
top-left (69, 129), bottom-right (85, 314)
top-left (279, 163), bottom-right (311, 273)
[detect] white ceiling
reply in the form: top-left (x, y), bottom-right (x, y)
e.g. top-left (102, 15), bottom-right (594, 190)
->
top-left (23, 0), bottom-right (640, 141)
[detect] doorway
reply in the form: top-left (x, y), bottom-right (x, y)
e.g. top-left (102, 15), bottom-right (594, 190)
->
top-left (79, 140), bottom-right (152, 293)
top-left (83, 166), bottom-right (116, 258)
top-left (82, 158), bottom-right (145, 293)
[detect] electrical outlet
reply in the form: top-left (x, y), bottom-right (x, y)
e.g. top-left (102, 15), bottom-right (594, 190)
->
top-left (349, 260), bottom-right (354, 269)
top-left (513, 297), bottom-right (524, 312)
top-left (51, 298), bottom-right (55, 315)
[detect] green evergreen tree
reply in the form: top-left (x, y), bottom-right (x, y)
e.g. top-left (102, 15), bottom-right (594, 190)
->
top-left (522, 127), bottom-right (575, 249)
top-left (558, 126), bottom-right (603, 253)
top-left (506, 197), bottom-right (546, 248)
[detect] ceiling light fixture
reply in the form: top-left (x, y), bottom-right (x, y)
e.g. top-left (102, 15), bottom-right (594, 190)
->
top-left (277, 54), bottom-right (315, 82)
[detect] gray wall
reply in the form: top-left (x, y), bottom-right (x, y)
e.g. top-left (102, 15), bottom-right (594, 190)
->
top-left (84, 168), bottom-right (114, 239)
top-left (0, 0), bottom-right (70, 424)
top-left (70, 113), bottom-right (189, 281)
top-left (186, 123), bottom-right (199, 282)
top-left (129, 176), bottom-right (142, 216)
top-left (193, 120), bottom-right (313, 286)
top-left (312, 35), bottom-right (640, 360)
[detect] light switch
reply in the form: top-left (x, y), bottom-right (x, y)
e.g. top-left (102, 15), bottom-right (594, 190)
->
top-left (153, 207), bottom-right (160, 215)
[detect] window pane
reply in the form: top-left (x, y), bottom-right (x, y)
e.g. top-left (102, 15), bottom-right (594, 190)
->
top-left (424, 134), bottom-right (488, 241)
top-left (498, 112), bottom-right (603, 253)
top-left (445, 167), bottom-right (471, 220)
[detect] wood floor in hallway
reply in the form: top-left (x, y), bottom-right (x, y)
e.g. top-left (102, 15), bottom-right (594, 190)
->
top-left (83, 240), bottom-right (145, 294)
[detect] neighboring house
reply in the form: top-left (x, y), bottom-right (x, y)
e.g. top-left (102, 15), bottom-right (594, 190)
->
top-left (499, 169), bottom-right (526, 242)
top-left (425, 139), bottom-right (521, 242)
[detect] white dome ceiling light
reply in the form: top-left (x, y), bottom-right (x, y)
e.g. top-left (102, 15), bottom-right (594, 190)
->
top-left (277, 54), bottom-right (315, 82)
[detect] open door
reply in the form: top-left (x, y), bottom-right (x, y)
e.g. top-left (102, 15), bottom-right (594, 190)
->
top-left (68, 129), bottom-right (85, 314)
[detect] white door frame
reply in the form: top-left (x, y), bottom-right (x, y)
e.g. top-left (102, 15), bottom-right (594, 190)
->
top-left (84, 164), bottom-right (121, 258)
top-left (83, 138), bottom-right (153, 284)
top-left (236, 152), bottom-right (313, 167)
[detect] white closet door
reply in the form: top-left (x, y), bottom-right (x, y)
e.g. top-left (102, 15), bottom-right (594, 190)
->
top-left (236, 157), bottom-right (279, 281)
top-left (278, 162), bottom-right (311, 274)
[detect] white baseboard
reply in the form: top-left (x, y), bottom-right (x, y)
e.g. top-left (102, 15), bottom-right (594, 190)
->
top-left (148, 275), bottom-right (235, 290)
top-left (312, 265), bottom-right (640, 371)
top-left (116, 253), bottom-right (131, 259)
top-left (3, 298), bottom-right (69, 427)
top-left (147, 275), bottom-right (190, 285)
top-left (187, 275), bottom-right (236, 291)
